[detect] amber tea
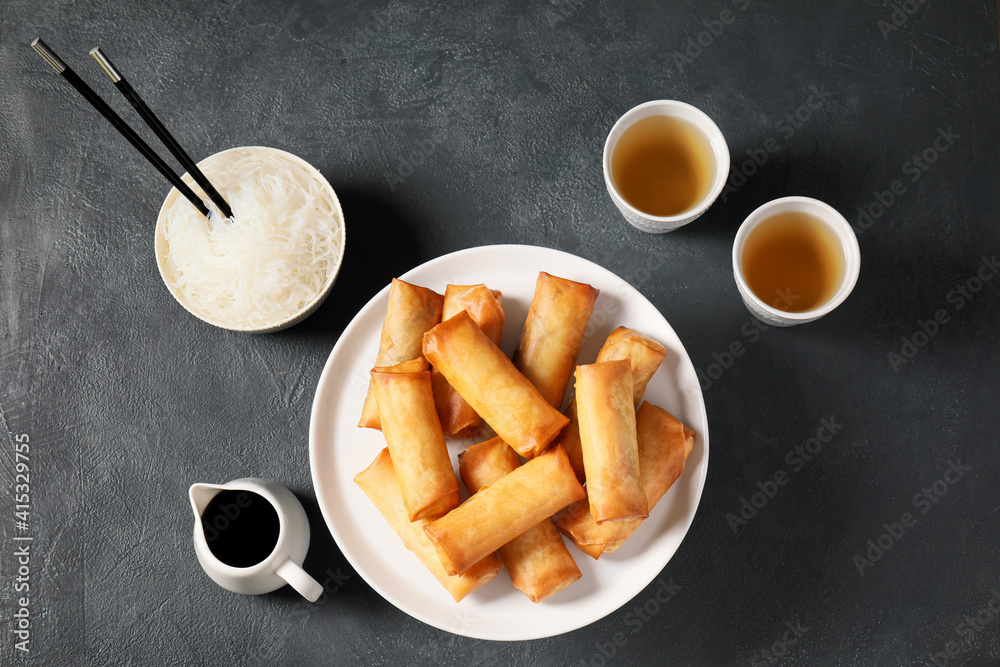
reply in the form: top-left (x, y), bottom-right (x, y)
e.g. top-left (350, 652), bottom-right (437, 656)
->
top-left (740, 211), bottom-right (846, 313)
top-left (610, 114), bottom-right (715, 217)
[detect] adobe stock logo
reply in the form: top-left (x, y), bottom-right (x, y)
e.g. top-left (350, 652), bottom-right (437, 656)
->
top-left (852, 459), bottom-right (971, 577)
top-left (543, 0), bottom-right (586, 28)
top-left (853, 127), bottom-right (959, 237)
top-left (720, 85), bottom-right (834, 203)
top-left (576, 578), bottom-right (681, 667)
top-left (726, 417), bottom-right (842, 534)
top-left (926, 585), bottom-right (1000, 666)
top-left (750, 619), bottom-right (810, 666)
top-left (670, 0), bottom-right (752, 73)
top-left (202, 492), bottom-right (254, 543)
top-left (696, 316), bottom-right (773, 392)
top-left (877, 0), bottom-right (929, 40)
top-left (887, 255), bottom-right (999, 373)
top-left (384, 126), bottom-right (447, 191)
top-left (339, 2), bottom-right (402, 59)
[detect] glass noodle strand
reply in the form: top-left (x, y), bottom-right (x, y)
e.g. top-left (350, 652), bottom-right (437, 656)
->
top-left (161, 149), bottom-right (343, 327)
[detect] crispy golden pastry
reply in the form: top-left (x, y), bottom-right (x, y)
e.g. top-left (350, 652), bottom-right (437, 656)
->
top-left (354, 449), bottom-right (503, 602)
top-left (597, 327), bottom-right (668, 404)
top-left (575, 359), bottom-right (647, 523)
top-left (422, 310), bottom-right (568, 458)
top-left (459, 437), bottom-right (581, 602)
top-left (556, 402), bottom-right (696, 558)
top-left (359, 279), bottom-right (444, 430)
top-left (513, 272), bottom-right (599, 409)
top-left (431, 285), bottom-right (505, 436)
top-left (371, 363), bottom-right (458, 521)
top-left (558, 327), bottom-right (668, 482)
top-left (423, 445), bottom-right (585, 576)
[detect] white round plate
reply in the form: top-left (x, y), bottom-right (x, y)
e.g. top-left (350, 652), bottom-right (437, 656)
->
top-left (308, 244), bottom-right (709, 641)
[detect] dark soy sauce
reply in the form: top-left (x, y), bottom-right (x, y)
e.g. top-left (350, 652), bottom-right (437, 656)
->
top-left (201, 490), bottom-right (280, 568)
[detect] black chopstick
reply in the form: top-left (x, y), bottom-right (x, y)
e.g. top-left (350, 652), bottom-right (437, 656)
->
top-left (30, 38), bottom-right (211, 219)
top-left (89, 47), bottom-right (234, 219)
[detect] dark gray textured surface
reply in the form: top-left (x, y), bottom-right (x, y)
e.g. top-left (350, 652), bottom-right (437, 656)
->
top-left (2, 1), bottom-right (999, 665)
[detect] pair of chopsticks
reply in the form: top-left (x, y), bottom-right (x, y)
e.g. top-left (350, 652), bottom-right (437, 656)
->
top-left (31, 39), bottom-right (232, 220)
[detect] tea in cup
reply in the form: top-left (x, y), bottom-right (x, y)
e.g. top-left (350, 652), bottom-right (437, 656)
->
top-left (603, 100), bottom-right (730, 233)
top-left (732, 196), bottom-right (861, 326)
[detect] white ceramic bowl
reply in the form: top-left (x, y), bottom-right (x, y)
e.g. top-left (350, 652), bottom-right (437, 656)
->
top-left (603, 100), bottom-right (730, 233)
top-left (732, 196), bottom-right (861, 327)
top-left (154, 146), bottom-right (345, 333)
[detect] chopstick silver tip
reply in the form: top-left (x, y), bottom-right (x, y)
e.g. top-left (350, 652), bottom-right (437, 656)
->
top-left (31, 38), bottom-right (66, 74)
top-left (89, 46), bottom-right (121, 83)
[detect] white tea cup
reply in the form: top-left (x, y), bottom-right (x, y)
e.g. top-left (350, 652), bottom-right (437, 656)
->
top-left (603, 100), bottom-right (730, 233)
top-left (732, 196), bottom-right (861, 327)
top-left (189, 478), bottom-right (323, 602)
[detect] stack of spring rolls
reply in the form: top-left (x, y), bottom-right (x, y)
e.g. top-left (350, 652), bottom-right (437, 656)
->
top-left (352, 272), bottom-right (696, 603)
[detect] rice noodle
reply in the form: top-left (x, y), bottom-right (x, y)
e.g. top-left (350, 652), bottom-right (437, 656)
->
top-left (159, 147), bottom-right (343, 329)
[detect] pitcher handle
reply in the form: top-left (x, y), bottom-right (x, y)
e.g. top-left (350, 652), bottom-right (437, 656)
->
top-left (275, 559), bottom-right (323, 602)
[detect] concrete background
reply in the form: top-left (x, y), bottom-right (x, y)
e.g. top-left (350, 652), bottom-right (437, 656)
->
top-left (1, 0), bottom-right (999, 664)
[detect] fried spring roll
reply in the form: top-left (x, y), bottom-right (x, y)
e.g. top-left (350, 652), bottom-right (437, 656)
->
top-left (556, 402), bottom-right (696, 558)
top-left (423, 311), bottom-right (568, 458)
top-left (575, 359), bottom-right (647, 523)
top-left (359, 279), bottom-right (444, 430)
top-left (513, 272), bottom-right (599, 409)
top-left (459, 437), bottom-right (581, 602)
top-left (597, 327), bottom-right (668, 403)
top-left (354, 449), bottom-right (503, 602)
top-left (371, 363), bottom-right (458, 521)
top-left (378, 357), bottom-right (428, 373)
top-left (432, 285), bottom-right (505, 436)
top-left (559, 327), bottom-right (668, 482)
top-left (424, 445), bottom-right (585, 576)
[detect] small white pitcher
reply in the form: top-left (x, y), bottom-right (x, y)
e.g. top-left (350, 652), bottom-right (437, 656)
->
top-left (189, 478), bottom-right (323, 602)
